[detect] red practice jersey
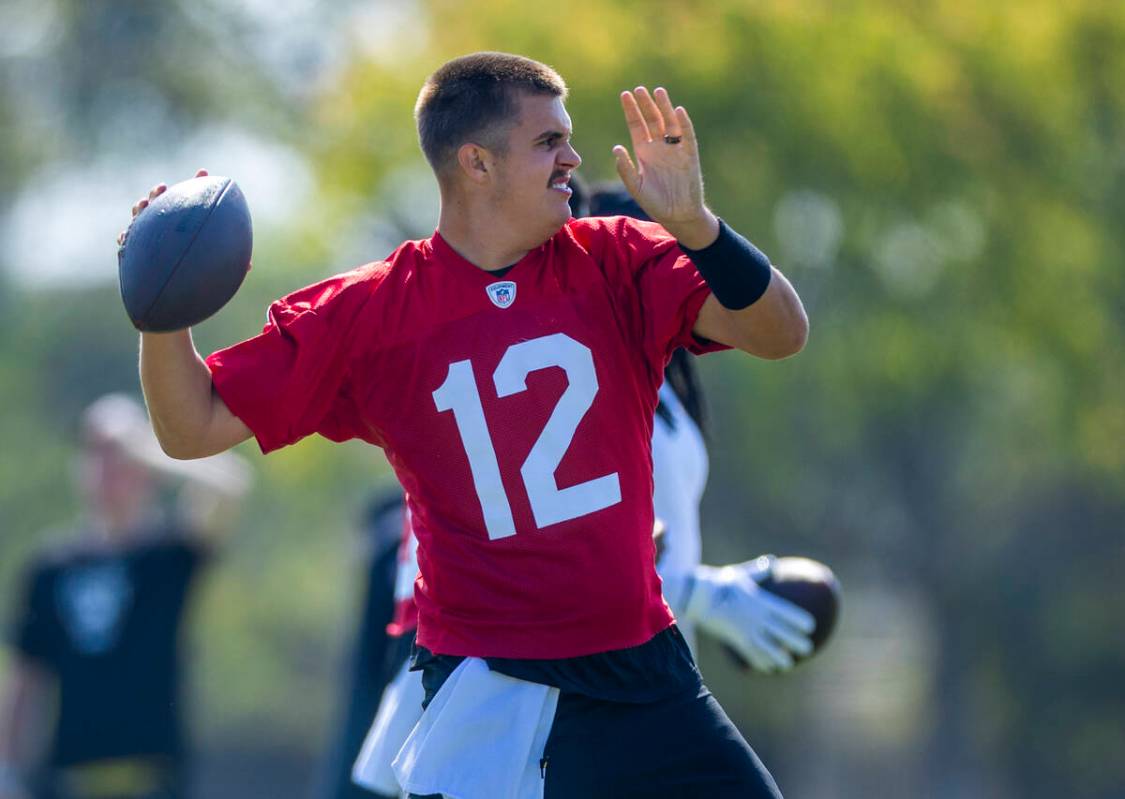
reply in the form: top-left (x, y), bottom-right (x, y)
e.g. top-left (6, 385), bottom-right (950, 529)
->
top-left (207, 216), bottom-right (726, 658)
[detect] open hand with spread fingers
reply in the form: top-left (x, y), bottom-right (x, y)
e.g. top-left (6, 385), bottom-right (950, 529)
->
top-left (613, 87), bottom-right (718, 248)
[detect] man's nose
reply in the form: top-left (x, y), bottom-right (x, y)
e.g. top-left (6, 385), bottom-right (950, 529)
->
top-left (559, 141), bottom-right (581, 169)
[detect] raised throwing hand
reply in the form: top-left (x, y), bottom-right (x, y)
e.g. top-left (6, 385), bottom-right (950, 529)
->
top-left (613, 87), bottom-right (718, 248)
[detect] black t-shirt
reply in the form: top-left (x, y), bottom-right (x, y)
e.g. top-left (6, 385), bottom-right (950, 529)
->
top-left (9, 530), bottom-right (207, 769)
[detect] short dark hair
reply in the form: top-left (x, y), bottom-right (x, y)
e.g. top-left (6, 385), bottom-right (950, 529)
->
top-left (415, 52), bottom-right (568, 177)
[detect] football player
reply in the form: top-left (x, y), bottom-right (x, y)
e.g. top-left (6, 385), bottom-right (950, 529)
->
top-left (129, 52), bottom-right (809, 797)
top-left (587, 187), bottom-right (816, 674)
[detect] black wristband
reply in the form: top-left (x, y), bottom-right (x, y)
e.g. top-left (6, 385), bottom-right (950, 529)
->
top-left (678, 218), bottom-right (772, 310)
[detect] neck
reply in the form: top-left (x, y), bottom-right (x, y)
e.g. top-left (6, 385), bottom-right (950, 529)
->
top-left (436, 191), bottom-right (537, 271)
top-left (90, 499), bottom-right (151, 541)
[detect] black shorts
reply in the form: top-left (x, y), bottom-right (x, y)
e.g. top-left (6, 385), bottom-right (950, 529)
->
top-left (540, 681), bottom-right (782, 799)
top-left (409, 680), bottom-right (781, 799)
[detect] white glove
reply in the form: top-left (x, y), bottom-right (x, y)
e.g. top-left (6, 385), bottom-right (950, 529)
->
top-left (684, 559), bottom-right (816, 673)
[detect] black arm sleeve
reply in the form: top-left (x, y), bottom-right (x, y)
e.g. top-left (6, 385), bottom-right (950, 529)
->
top-left (678, 218), bottom-right (773, 310)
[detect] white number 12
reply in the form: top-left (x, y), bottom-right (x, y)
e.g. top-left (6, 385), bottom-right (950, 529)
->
top-left (432, 333), bottom-right (622, 540)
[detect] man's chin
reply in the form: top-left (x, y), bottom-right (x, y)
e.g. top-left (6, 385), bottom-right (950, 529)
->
top-left (547, 211), bottom-right (571, 236)
top-left (506, 199), bottom-right (572, 247)
top-left (534, 206), bottom-right (571, 236)
top-left (551, 197), bottom-right (574, 223)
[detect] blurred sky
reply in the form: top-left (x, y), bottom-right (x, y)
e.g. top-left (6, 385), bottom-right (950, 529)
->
top-left (0, 0), bottom-right (424, 288)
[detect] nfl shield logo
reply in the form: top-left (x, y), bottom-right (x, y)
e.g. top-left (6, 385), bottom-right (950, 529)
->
top-left (486, 281), bottom-right (517, 309)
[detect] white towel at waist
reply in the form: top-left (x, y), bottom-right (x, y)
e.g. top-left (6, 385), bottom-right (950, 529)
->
top-left (352, 656), bottom-right (426, 795)
top-left (392, 657), bottom-right (560, 799)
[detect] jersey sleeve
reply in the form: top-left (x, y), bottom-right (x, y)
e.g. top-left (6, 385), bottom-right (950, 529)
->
top-left (575, 216), bottom-right (730, 366)
top-left (205, 265), bottom-right (381, 454)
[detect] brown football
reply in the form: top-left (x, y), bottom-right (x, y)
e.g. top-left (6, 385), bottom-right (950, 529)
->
top-left (757, 556), bottom-right (842, 654)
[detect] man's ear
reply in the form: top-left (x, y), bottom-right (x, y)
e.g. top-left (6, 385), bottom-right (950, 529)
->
top-left (456, 143), bottom-right (493, 184)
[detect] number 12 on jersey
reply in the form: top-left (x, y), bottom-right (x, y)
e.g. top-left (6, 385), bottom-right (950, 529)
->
top-left (432, 333), bottom-right (622, 540)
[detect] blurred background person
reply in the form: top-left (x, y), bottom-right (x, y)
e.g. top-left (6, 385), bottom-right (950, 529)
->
top-left (0, 394), bottom-right (250, 799)
top-left (317, 489), bottom-right (409, 799)
top-left (587, 184), bottom-right (818, 674)
top-left (344, 497), bottom-right (420, 799)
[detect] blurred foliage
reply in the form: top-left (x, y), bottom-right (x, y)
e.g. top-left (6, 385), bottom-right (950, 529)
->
top-left (1, 1), bottom-right (1124, 797)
